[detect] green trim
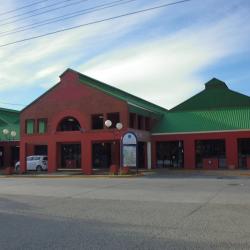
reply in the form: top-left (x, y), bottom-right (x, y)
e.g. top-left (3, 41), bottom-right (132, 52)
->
top-left (78, 71), bottom-right (167, 116)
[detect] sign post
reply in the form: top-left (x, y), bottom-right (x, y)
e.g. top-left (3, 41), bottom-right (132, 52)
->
top-left (121, 132), bottom-right (138, 174)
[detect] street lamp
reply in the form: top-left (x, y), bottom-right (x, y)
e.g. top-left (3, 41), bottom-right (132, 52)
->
top-left (2, 129), bottom-right (17, 140)
top-left (105, 120), bottom-right (123, 175)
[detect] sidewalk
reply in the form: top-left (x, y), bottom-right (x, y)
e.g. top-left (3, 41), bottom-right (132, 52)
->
top-left (145, 168), bottom-right (250, 178)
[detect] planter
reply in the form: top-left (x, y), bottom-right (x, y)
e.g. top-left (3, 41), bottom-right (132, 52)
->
top-left (4, 167), bottom-right (13, 175)
top-left (121, 166), bottom-right (130, 175)
top-left (110, 164), bottom-right (119, 175)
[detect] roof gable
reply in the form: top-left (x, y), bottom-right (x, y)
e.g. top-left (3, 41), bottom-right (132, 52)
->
top-left (171, 78), bottom-right (250, 111)
top-left (77, 71), bottom-right (167, 116)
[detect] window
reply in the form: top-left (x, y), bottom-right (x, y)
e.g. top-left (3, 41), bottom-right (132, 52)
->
top-left (137, 115), bottom-right (144, 130)
top-left (92, 114), bottom-right (104, 129)
top-left (58, 117), bottom-right (81, 131)
top-left (38, 119), bottom-right (47, 134)
top-left (129, 113), bottom-right (136, 129)
top-left (26, 119), bottom-right (35, 134)
top-left (107, 112), bottom-right (120, 128)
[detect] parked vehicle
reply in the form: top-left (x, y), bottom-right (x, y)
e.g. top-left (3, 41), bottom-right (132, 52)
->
top-left (15, 155), bottom-right (48, 172)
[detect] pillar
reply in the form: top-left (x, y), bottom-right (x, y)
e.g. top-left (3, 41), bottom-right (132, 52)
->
top-left (20, 142), bottom-right (27, 173)
top-left (3, 144), bottom-right (11, 168)
top-left (48, 141), bottom-right (57, 173)
top-left (184, 139), bottom-right (195, 169)
top-left (26, 144), bottom-right (34, 156)
top-left (147, 142), bottom-right (152, 169)
top-left (82, 139), bottom-right (92, 175)
top-left (111, 141), bottom-right (120, 166)
top-left (226, 137), bottom-right (238, 169)
top-left (151, 141), bottom-right (157, 169)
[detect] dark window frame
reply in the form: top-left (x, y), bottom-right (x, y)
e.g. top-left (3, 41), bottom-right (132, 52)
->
top-left (91, 114), bottom-right (104, 130)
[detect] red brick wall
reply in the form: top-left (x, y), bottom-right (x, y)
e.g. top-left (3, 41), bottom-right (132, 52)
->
top-left (21, 70), bottom-right (129, 136)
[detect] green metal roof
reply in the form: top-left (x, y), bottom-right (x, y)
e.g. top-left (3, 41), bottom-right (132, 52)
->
top-left (153, 108), bottom-right (250, 134)
top-left (171, 78), bottom-right (250, 111)
top-left (77, 71), bottom-right (167, 117)
top-left (0, 108), bottom-right (19, 141)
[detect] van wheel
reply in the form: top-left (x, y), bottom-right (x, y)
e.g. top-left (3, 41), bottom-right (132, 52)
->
top-left (36, 166), bottom-right (43, 172)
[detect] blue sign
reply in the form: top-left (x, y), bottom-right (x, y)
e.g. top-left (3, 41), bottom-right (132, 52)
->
top-left (121, 132), bottom-right (138, 168)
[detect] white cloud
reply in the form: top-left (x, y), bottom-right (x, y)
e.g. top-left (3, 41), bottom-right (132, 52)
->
top-left (0, 0), bottom-right (249, 110)
top-left (78, 7), bottom-right (250, 109)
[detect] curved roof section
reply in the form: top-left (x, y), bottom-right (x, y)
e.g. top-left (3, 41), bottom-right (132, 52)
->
top-left (171, 78), bottom-right (250, 112)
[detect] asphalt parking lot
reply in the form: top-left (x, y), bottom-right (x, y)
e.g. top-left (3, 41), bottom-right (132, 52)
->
top-left (0, 174), bottom-right (250, 250)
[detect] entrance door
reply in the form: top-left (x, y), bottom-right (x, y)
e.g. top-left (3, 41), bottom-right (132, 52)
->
top-left (60, 144), bottom-right (81, 169)
top-left (138, 142), bottom-right (146, 169)
top-left (92, 143), bottom-right (112, 169)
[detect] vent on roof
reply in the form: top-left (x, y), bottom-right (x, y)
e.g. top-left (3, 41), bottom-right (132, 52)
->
top-left (205, 78), bottom-right (228, 90)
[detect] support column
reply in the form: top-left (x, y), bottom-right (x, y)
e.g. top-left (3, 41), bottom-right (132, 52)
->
top-left (147, 142), bottom-right (152, 169)
top-left (48, 141), bottom-right (57, 173)
top-left (151, 141), bottom-right (157, 169)
top-left (3, 144), bottom-right (11, 168)
top-left (20, 142), bottom-right (27, 173)
top-left (226, 137), bottom-right (238, 169)
top-left (82, 139), bottom-right (92, 175)
top-left (112, 141), bottom-right (120, 166)
top-left (184, 139), bottom-right (195, 169)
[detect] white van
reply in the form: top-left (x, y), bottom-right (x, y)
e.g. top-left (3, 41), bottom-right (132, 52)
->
top-left (15, 155), bottom-right (48, 172)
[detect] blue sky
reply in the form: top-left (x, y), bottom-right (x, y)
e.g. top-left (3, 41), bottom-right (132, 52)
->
top-left (0, 0), bottom-right (250, 110)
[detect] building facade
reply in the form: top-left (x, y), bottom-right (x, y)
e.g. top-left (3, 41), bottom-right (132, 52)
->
top-left (7, 68), bottom-right (250, 173)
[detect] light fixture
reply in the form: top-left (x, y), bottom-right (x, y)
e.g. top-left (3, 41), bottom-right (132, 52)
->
top-left (104, 120), bottom-right (112, 128)
top-left (3, 129), bottom-right (9, 135)
top-left (116, 123), bottom-right (123, 130)
top-left (10, 131), bottom-right (17, 137)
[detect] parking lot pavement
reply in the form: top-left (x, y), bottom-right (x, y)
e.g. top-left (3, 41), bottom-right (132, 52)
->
top-left (0, 176), bottom-right (250, 249)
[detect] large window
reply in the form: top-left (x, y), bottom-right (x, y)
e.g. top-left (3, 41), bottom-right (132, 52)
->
top-left (107, 112), bottom-right (120, 128)
top-left (195, 140), bottom-right (226, 168)
top-left (58, 117), bottom-right (81, 131)
top-left (38, 119), bottom-right (47, 134)
top-left (26, 119), bottom-right (35, 134)
top-left (92, 114), bottom-right (104, 130)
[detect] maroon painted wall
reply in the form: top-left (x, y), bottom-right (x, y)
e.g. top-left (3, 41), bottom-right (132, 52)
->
top-left (152, 130), bottom-right (250, 170)
top-left (20, 70), bottom-right (130, 174)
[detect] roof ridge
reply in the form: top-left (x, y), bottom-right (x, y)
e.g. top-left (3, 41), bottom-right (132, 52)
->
top-left (76, 70), bottom-right (168, 113)
top-left (0, 107), bottom-right (19, 113)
